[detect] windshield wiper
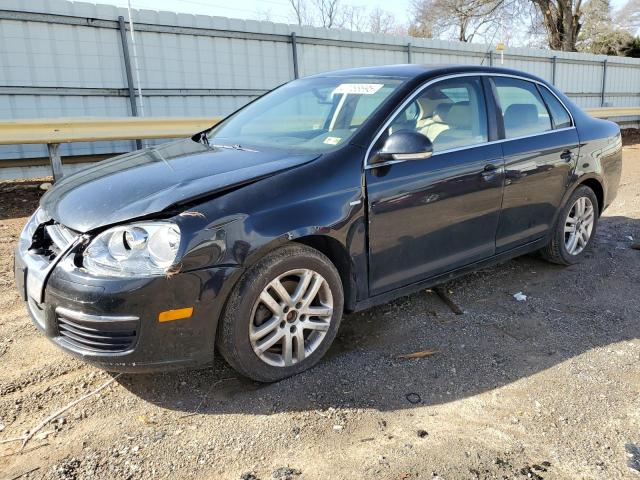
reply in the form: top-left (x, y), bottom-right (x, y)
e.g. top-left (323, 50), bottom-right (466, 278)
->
top-left (212, 143), bottom-right (258, 153)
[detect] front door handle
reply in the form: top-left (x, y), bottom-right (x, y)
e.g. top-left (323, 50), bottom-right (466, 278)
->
top-left (481, 163), bottom-right (501, 180)
top-left (560, 149), bottom-right (575, 162)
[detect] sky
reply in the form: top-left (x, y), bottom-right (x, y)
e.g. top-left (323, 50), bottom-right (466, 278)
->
top-left (93, 0), bottom-right (629, 30)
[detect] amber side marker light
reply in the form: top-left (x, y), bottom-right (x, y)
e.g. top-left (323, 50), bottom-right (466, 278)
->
top-left (158, 307), bottom-right (194, 323)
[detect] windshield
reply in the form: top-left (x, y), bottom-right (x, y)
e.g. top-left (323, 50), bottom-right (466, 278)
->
top-left (207, 76), bottom-right (405, 153)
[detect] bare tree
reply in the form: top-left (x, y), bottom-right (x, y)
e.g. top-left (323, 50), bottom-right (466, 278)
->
top-left (528, 0), bottom-right (584, 50)
top-left (288, 0), bottom-right (313, 26)
top-left (340, 5), bottom-right (368, 32)
top-left (286, 0), bottom-right (405, 35)
top-left (368, 7), bottom-right (405, 35)
top-left (407, 21), bottom-right (433, 38)
top-left (312, 0), bottom-right (341, 28)
top-left (409, 0), bottom-right (505, 42)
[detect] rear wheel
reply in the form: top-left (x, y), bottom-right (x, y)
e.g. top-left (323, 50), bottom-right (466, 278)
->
top-left (217, 244), bottom-right (344, 382)
top-left (541, 185), bottom-right (599, 265)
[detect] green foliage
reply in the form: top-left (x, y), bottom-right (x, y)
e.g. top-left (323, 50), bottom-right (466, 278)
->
top-left (623, 36), bottom-right (640, 57)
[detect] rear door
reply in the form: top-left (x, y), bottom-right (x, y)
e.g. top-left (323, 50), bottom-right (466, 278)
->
top-left (365, 76), bottom-right (504, 295)
top-left (490, 76), bottom-right (579, 252)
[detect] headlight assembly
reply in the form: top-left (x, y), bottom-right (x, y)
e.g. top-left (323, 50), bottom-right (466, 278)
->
top-left (83, 222), bottom-right (181, 276)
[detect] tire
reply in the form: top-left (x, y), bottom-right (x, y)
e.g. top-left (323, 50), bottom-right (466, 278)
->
top-left (216, 243), bottom-right (344, 382)
top-left (541, 185), bottom-right (599, 265)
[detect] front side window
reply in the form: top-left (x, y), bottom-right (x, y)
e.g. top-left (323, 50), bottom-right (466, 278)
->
top-left (208, 76), bottom-right (404, 153)
top-left (538, 87), bottom-right (572, 129)
top-left (382, 77), bottom-right (488, 153)
top-left (493, 77), bottom-right (552, 138)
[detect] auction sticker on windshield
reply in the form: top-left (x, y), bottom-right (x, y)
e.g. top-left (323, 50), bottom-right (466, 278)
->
top-left (332, 83), bottom-right (384, 95)
top-left (323, 136), bottom-right (341, 145)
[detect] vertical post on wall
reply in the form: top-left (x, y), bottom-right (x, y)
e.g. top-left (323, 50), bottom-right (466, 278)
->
top-left (126, 1), bottom-right (145, 118)
top-left (47, 144), bottom-right (63, 182)
top-left (291, 32), bottom-right (299, 79)
top-left (488, 51), bottom-right (493, 66)
top-left (407, 43), bottom-right (412, 63)
top-left (551, 56), bottom-right (557, 85)
top-left (601, 59), bottom-right (608, 107)
top-left (118, 16), bottom-right (142, 150)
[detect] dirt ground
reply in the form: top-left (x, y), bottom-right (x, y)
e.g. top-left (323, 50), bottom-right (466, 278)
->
top-left (0, 143), bottom-right (639, 480)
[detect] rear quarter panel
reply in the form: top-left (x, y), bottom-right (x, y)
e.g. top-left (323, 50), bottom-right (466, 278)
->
top-left (573, 116), bottom-right (623, 211)
top-left (551, 87), bottom-right (622, 211)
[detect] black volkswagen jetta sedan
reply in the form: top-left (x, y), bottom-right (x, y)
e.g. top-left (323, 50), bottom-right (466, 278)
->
top-left (15, 65), bottom-right (622, 381)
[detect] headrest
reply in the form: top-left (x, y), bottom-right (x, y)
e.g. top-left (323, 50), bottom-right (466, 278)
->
top-left (446, 102), bottom-right (471, 129)
top-left (504, 103), bottom-right (538, 126)
top-left (433, 103), bottom-right (452, 120)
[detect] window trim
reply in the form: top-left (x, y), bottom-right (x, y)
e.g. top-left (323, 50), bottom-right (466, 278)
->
top-left (535, 82), bottom-right (573, 130)
top-left (364, 72), bottom-right (575, 170)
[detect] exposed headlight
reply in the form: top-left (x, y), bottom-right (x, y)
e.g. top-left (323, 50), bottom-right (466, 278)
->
top-left (83, 222), bottom-right (181, 276)
top-left (22, 207), bottom-right (48, 241)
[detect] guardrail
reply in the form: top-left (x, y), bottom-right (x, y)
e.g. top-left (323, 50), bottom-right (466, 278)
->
top-left (584, 107), bottom-right (640, 119)
top-left (0, 109), bottom-right (637, 181)
top-left (0, 117), bottom-right (219, 181)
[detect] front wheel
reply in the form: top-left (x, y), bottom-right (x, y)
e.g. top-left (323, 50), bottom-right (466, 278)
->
top-left (217, 244), bottom-right (344, 382)
top-left (541, 185), bottom-right (599, 265)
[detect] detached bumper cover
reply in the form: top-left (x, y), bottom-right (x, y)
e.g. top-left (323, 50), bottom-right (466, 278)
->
top-left (15, 243), bottom-right (241, 372)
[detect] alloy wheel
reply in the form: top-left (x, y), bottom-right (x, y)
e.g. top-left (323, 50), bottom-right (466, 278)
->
top-left (564, 196), bottom-right (595, 255)
top-left (249, 268), bottom-right (333, 367)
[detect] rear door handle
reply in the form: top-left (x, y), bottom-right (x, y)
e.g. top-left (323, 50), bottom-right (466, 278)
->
top-left (560, 150), bottom-right (575, 162)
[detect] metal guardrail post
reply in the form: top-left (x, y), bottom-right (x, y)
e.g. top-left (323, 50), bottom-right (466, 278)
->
top-left (601, 59), bottom-right (608, 107)
top-left (291, 32), bottom-right (299, 79)
top-left (489, 51), bottom-right (493, 67)
top-left (47, 143), bottom-right (63, 181)
top-left (118, 16), bottom-right (143, 150)
top-left (407, 43), bottom-right (412, 63)
top-left (551, 56), bottom-right (557, 85)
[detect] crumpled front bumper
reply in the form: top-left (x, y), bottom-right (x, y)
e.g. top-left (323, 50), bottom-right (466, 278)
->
top-left (14, 218), bottom-right (241, 373)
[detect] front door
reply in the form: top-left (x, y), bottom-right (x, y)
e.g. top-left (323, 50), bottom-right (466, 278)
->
top-left (366, 76), bottom-right (504, 296)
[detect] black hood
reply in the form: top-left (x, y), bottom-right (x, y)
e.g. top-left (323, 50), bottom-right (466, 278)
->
top-left (40, 139), bottom-right (318, 232)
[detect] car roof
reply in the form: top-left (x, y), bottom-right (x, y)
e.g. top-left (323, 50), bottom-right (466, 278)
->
top-left (308, 64), bottom-right (546, 84)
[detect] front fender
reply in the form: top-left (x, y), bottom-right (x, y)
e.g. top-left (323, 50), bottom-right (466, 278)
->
top-left (175, 145), bottom-right (367, 303)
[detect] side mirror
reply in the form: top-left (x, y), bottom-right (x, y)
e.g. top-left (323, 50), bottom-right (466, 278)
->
top-left (377, 131), bottom-right (433, 162)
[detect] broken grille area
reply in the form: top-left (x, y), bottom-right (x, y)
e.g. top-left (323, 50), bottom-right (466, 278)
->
top-left (29, 221), bottom-right (77, 260)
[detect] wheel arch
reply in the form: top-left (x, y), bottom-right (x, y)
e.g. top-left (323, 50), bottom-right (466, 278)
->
top-left (234, 229), bottom-right (359, 314)
top-left (293, 235), bottom-right (357, 313)
top-left (558, 174), bottom-right (605, 218)
top-left (577, 177), bottom-right (605, 215)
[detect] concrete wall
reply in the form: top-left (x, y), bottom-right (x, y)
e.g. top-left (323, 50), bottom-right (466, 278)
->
top-left (1, 0), bottom-right (639, 162)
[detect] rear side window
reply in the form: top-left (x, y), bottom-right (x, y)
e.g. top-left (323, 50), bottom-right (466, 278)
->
top-left (493, 77), bottom-right (552, 139)
top-left (538, 87), bottom-right (572, 129)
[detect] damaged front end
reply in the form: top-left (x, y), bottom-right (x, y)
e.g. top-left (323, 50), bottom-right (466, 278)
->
top-left (14, 204), bottom-right (241, 373)
top-left (14, 138), bottom-right (320, 371)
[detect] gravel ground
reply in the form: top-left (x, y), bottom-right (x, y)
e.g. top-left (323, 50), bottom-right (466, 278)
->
top-left (0, 143), bottom-right (639, 480)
